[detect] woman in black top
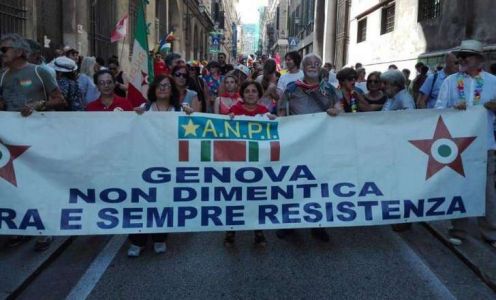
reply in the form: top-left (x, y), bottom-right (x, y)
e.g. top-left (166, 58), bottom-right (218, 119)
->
top-left (363, 71), bottom-right (387, 111)
top-left (108, 59), bottom-right (128, 98)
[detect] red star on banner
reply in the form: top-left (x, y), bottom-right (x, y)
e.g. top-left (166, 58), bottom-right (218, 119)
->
top-left (141, 71), bottom-right (149, 87)
top-left (409, 116), bottom-right (476, 180)
top-left (0, 141), bottom-right (30, 187)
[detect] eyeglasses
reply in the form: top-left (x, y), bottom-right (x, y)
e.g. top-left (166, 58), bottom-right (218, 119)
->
top-left (0, 46), bottom-right (12, 53)
top-left (174, 72), bottom-right (188, 79)
top-left (98, 80), bottom-right (114, 86)
top-left (368, 79), bottom-right (380, 84)
top-left (158, 83), bottom-right (171, 89)
top-left (304, 62), bottom-right (321, 68)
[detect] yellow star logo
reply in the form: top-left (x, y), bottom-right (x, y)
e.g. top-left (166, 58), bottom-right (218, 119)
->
top-left (182, 119), bottom-right (199, 137)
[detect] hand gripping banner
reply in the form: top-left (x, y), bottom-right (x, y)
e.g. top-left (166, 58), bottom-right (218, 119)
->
top-left (0, 108), bottom-right (488, 235)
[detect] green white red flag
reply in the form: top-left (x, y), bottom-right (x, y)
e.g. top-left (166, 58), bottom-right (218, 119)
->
top-left (127, 0), bottom-right (154, 107)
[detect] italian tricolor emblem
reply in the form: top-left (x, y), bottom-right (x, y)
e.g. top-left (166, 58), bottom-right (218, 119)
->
top-left (178, 116), bottom-right (280, 162)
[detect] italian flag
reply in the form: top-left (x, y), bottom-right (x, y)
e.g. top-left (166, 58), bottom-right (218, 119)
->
top-left (127, 0), bottom-right (154, 108)
top-left (179, 140), bottom-right (280, 162)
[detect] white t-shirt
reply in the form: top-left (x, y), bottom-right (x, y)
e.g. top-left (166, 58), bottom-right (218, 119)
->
top-left (277, 70), bottom-right (304, 93)
top-left (435, 71), bottom-right (496, 150)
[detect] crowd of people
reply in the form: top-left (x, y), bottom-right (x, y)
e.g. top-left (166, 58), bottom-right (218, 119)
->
top-left (1, 33), bottom-right (495, 256)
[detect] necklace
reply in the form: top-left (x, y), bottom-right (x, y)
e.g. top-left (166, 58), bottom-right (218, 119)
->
top-left (153, 102), bottom-right (170, 111)
top-left (457, 72), bottom-right (484, 105)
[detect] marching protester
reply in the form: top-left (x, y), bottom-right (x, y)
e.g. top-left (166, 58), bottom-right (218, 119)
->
top-left (224, 80), bottom-right (275, 248)
top-left (417, 52), bottom-right (458, 109)
top-left (214, 74), bottom-right (242, 115)
top-left (410, 63), bottom-right (428, 100)
top-left (380, 70), bottom-right (416, 112)
top-left (276, 53), bottom-right (342, 242)
top-left (164, 52), bottom-right (185, 75)
top-left (336, 67), bottom-right (366, 113)
top-left (187, 61), bottom-right (208, 112)
top-left (172, 65), bottom-right (202, 112)
top-left (276, 51), bottom-right (303, 98)
top-left (79, 56), bottom-right (101, 105)
top-left (0, 33), bottom-right (66, 251)
top-left (203, 61), bottom-right (223, 112)
top-left (355, 67), bottom-right (368, 93)
top-left (49, 56), bottom-right (84, 111)
top-left (217, 52), bottom-right (233, 75)
top-left (258, 58), bottom-right (280, 113)
top-left (434, 40), bottom-right (496, 249)
top-left (108, 58), bottom-right (128, 98)
top-left (363, 71), bottom-right (387, 111)
top-left (128, 74), bottom-right (185, 257)
top-left (86, 69), bottom-right (133, 111)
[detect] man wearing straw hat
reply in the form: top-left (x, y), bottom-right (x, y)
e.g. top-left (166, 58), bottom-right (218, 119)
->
top-left (435, 39), bottom-right (496, 249)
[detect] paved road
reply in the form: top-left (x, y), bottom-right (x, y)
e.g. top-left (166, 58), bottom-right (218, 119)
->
top-left (10, 224), bottom-right (496, 300)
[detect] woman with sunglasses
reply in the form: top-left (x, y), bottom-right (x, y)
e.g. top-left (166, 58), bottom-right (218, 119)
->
top-left (171, 65), bottom-right (202, 112)
top-left (336, 67), bottom-right (366, 113)
top-left (362, 71), bottom-right (387, 111)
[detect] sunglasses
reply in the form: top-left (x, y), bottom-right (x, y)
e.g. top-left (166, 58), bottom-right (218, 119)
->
top-left (456, 53), bottom-right (477, 59)
top-left (174, 72), bottom-right (188, 79)
top-left (0, 46), bottom-right (12, 53)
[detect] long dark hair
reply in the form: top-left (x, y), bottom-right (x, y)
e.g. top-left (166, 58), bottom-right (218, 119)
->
top-left (261, 59), bottom-right (277, 91)
top-left (147, 74), bottom-right (181, 110)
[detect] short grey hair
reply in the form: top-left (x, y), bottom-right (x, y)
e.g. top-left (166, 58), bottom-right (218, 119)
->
top-left (80, 56), bottom-right (97, 77)
top-left (380, 70), bottom-right (405, 89)
top-left (0, 33), bottom-right (31, 58)
top-left (301, 53), bottom-right (322, 69)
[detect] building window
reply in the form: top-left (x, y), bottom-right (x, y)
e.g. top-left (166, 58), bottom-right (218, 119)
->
top-left (357, 18), bottom-right (366, 43)
top-left (418, 0), bottom-right (441, 22)
top-left (381, 3), bottom-right (395, 35)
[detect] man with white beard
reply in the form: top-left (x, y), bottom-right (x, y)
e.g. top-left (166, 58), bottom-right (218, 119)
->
top-left (276, 53), bottom-right (342, 242)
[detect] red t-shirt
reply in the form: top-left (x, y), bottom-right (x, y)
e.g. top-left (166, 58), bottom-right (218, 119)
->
top-left (85, 96), bottom-right (134, 112)
top-left (229, 102), bottom-right (268, 116)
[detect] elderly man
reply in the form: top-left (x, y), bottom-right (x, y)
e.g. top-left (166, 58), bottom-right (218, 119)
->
top-left (0, 33), bottom-right (66, 251)
top-left (381, 70), bottom-right (416, 111)
top-left (276, 53), bottom-right (342, 242)
top-left (435, 40), bottom-right (496, 249)
top-left (417, 52), bottom-right (459, 109)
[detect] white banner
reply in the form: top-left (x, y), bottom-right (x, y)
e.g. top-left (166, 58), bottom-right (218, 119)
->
top-left (0, 108), bottom-right (488, 235)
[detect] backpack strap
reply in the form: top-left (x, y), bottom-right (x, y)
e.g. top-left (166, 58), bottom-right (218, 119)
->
top-left (0, 69), bottom-right (9, 90)
top-left (34, 65), bottom-right (48, 101)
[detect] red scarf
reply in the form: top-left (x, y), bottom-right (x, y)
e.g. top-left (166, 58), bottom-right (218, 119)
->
top-left (296, 80), bottom-right (319, 92)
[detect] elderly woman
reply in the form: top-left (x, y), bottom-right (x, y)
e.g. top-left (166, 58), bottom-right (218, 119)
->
top-left (380, 70), bottom-right (416, 111)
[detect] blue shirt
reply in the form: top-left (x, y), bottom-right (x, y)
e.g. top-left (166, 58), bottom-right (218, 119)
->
top-left (382, 89), bottom-right (415, 111)
top-left (419, 69), bottom-right (448, 108)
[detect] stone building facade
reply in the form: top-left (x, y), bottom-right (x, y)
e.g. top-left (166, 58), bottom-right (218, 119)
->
top-left (0, 0), bottom-right (221, 72)
top-left (348, 0), bottom-right (496, 72)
